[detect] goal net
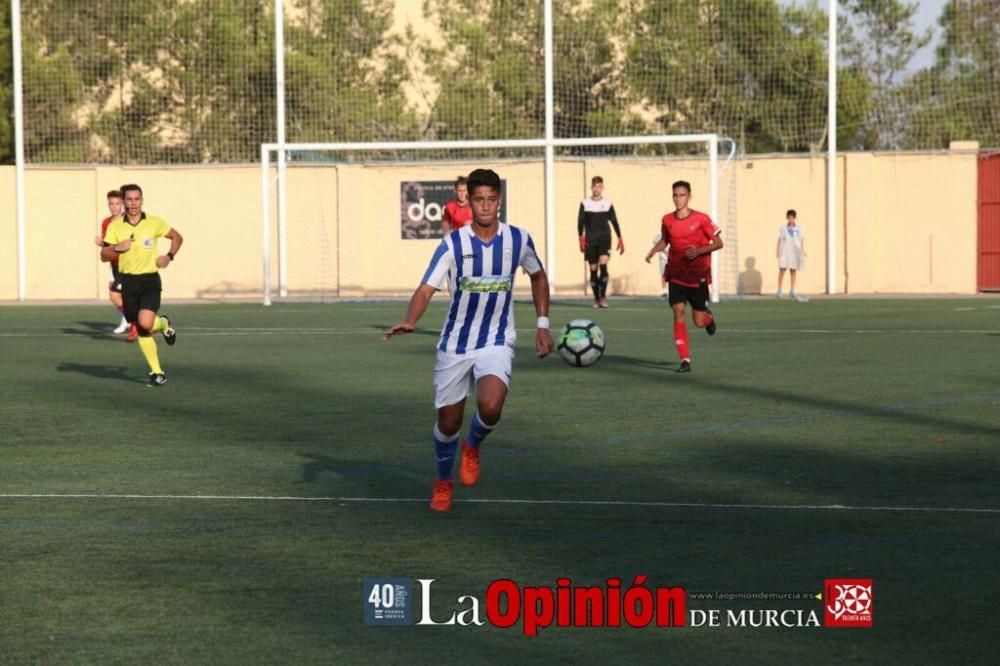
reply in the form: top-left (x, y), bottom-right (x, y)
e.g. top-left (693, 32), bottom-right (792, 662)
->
top-left (12, 1), bottom-right (998, 166)
top-left (260, 135), bottom-right (737, 305)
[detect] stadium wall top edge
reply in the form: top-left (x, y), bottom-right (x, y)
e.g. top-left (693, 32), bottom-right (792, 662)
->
top-left (10, 145), bottom-right (993, 169)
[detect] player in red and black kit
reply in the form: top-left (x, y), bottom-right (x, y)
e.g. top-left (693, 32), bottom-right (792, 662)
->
top-left (441, 176), bottom-right (472, 234)
top-left (93, 189), bottom-right (137, 341)
top-left (645, 180), bottom-right (724, 373)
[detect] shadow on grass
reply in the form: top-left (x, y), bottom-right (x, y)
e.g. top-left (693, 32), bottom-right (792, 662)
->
top-left (56, 362), bottom-right (142, 384)
top-left (61, 321), bottom-right (123, 341)
top-left (601, 352), bottom-right (675, 371)
top-left (299, 451), bottom-right (427, 483)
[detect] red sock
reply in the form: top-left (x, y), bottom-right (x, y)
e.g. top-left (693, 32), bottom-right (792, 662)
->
top-left (673, 322), bottom-right (690, 361)
top-left (702, 311), bottom-right (714, 327)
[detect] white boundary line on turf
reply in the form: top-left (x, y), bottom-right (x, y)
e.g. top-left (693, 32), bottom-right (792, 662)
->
top-left (2, 493), bottom-right (998, 515)
top-left (954, 305), bottom-right (1000, 311)
top-left (2, 327), bottom-right (997, 338)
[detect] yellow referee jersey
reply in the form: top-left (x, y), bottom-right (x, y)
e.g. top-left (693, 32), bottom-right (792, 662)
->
top-left (104, 213), bottom-right (172, 275)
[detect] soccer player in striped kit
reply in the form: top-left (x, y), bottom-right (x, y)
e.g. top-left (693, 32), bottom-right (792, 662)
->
top-left (385, 168), bottom-right (555, 511)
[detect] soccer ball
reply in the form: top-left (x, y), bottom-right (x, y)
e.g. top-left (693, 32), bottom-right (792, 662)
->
top-left (557, 319), bottom-right (605, 367)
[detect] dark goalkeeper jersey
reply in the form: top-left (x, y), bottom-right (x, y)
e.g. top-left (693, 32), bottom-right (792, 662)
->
top-left (577, 197), bottom-right (622, 242)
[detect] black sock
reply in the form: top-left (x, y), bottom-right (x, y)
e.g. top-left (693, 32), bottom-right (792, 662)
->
top-left (599, 265), bottom-right (609, 298)
top-left (590, 270), bottom-right (599, 300)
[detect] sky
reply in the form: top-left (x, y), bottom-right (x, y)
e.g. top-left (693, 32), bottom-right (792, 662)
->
top-left (782, 0), bottom-right (948, 73)
top-left (902, 0), bottom-right (947, 71)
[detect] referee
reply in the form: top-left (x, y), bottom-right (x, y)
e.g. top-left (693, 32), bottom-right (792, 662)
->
top-left (100, 184), bottom-right (184, 386)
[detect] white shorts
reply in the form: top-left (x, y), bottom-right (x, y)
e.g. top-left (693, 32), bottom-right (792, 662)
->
top-left (433, 346), bottom-right (514, 408)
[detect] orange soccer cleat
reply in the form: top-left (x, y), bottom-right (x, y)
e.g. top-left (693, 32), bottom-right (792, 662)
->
top-left (459, 443), bottom-right (480, 487)
top-left (429, 479), bottom-right (453, 512)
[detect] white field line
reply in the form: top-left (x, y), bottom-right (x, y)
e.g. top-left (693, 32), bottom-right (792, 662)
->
top-left (1, 493), bottom-right (997, 515)
top-left (953, 304), bottom-right (1000, 311)
top-left (1, 327), bottom-right (997, 338)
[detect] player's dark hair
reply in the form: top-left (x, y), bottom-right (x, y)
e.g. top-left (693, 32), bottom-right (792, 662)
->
top-left (672, 180), bottom-right (691, 193)
top-left (786, 209), bottom-right (797, 217)
top-left (591, 175), bottom-right (603, 185)
top-left (120, 183), bottom-right (143, 197)
top-left (106, 190), bottom-right (123, 200)
top-left (455, 176), bottom-right (467, 187)
top-left (467, 169), bottom-right (501, 195)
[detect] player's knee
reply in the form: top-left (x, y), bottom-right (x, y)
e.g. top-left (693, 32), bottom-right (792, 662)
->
top-left (437, 417), bottom-right (462, 437)
top-left (477, 400), bottom-right (504, 425)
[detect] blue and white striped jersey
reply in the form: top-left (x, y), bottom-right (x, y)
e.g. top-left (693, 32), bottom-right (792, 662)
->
top-left (421, 222), bottom-right (543, 354)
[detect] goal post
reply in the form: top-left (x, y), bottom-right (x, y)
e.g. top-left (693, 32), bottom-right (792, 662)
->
top-left (260, 134), bottom-right (724, 306)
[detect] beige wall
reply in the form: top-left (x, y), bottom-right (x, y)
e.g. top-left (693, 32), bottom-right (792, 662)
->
top-left (0, 165), bottom-right (264, 302)
top-left (0, 167), bottom-right (15, 299)
top-left (0, 150), bottom-right (980, 301)
top-left (843, 152), bottom-right (978, 293)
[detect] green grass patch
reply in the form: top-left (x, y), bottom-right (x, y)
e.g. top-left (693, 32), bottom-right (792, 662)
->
top-left (1, 299), bottom-right (997, 663)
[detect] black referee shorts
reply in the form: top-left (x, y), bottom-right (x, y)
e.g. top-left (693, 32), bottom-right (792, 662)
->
top-left (120, 273), bottom-right (162, 323)
top-left (668, 281), bottom-right (710, 311)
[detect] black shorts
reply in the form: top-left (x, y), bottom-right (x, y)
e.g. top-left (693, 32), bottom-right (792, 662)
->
top-left (120, 273), bottom-right (162, 323)
top-left (584, 237), bottom-right (611, 264)
top-left (109, 263), bottom-right (122, 293)
top-left (668, 281), bottom-right (710, 311)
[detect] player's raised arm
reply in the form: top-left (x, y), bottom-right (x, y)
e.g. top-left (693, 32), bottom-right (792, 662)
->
top-left (385, 283), bottom-right (437, 339)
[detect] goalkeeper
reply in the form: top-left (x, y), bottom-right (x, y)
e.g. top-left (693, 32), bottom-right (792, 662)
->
top-left (577, 176), bottom-right (624, 308)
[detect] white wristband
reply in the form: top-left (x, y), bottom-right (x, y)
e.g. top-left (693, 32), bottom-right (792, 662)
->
top-left (536, 316), bottom-right (550, 330)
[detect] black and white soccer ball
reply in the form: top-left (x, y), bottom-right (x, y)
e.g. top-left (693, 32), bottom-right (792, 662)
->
top-left (557, 319), bottom-right (605, 367)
